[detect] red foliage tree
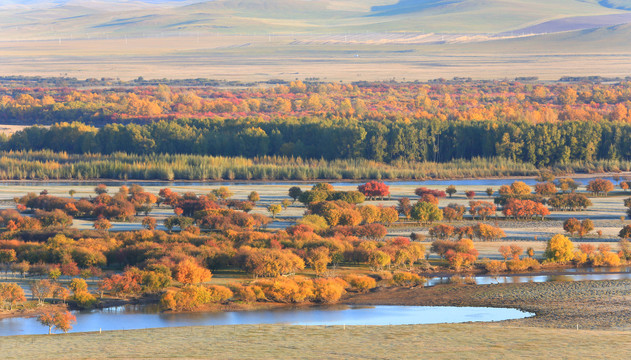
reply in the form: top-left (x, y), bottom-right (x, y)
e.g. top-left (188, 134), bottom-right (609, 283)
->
top-left (357, 181), bottom-right (390, 200)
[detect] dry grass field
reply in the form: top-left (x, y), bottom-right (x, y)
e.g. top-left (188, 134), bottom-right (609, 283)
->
top-left (1, 323), bottom-right (630, 359)
top-left (1, 30), bottom-right (631, 82)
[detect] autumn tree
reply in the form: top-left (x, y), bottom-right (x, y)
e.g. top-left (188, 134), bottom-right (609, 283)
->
top-left (410, 201), bottom-right (443, 224)
top-left (509, 245), bottom-right (523, 260)
top-left (397, 198), bottom-right (413, 219)
top-left (248, 191), bottom-right (260, 203)
top-left (498, 245), bottom-right (511, 261)
top-left (358, 181), bottom-right (390, 200)
top-left (0, 249), bottom-right (17, 266)
top-left (288, 186), bottom-right (302, 203)
top-left (473, 223), bottom-right (505, 241)
top-left (368, 250), bottom-right (391, 270)
top-left (267, 204), bottom-right (282, 219)
top-left (425, 224), bottom-right (452, 240)
top-left (502, 199), bottom-right (550, 220)
top-left (239, 248), bottom-right (305, 277)
top-left (443, 203), bottom-right (465, 221)
top-left (619, 225), bottom-right (631, 239)
top-left (142, 216), bottom-right (157, 230)
top-left (446, 185), bottom-right (457, 198)
top-left (499, 181), bottom-right (531, 196)
top-left (563, 218), bottom-right (581, 236)
top-left (469, 201), bottom-right (496, 220)
top-left (93, 217), bottom-right (112, 231)
top-left (579, 219), bottom-right (594, 237)
top-left (306, 247), bottom-right (331, 275)
top-left (344, 275), bottom-right (377, 292)
top-left (534, 182), bottom-right (557, 196)
top-left (547, 193), bottom-right (592, 211)
top-left (0, 283), bottom-right (26, 310)
top-left (586, 179), bottom-right (614, 196)
top-left (175, 259), bottom-right (213, 285)
top-left (38, 309), bottom-right (77, 334)
top-left (30, 279), bottom-right (57, 304)
top-left (545, 234), bottom-right (574, 263)
top-left (556, 179), bottom-right (580, 193)
top-left (379, 206), bottom-right (399, 224)
top-left (415, 187), bottom-right (446, 199)
top-left (212, 186), bottom-right (233, 200)
top-left (281, 199), bottom-right (291, 209)
top-left (70, 278), bottom-right (96, 308)
top-left (444, 238), bottom-right (478, 271)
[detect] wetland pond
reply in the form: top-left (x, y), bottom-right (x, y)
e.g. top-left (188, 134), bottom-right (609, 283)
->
top-left (0, 305), bottom-right (533, 336)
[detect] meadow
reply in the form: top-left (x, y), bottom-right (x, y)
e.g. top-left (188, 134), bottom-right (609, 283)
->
top-left (1, 322), bottom-right (630, 359)
top-left (2, 31), bottom-right (631, 82)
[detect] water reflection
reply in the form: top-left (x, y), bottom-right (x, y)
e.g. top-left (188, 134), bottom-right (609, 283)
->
top-left (0, 305), bottom-right (532, 336)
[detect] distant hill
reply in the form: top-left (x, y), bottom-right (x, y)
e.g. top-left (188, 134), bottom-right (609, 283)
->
top-left (2, 0), bottom-right (631, 40)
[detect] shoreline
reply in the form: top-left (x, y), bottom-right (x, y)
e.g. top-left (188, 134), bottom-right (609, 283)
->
top-left (2, 264), bottom-right (629, 321)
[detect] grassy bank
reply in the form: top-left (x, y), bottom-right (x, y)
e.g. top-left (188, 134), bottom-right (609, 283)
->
top-left (2, 323), bottom-right (630, 359)
top-left (2, 150), bottom-right (631, 181)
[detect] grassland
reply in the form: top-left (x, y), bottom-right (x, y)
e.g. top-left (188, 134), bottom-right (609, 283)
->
top-left (1, 29), bottom-right (630, 82)
top-left (1, 320), bottom-right (630, 359)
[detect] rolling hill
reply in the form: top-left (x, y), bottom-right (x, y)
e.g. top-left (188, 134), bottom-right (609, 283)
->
top-left (2, 0), bottom-right (631, 40)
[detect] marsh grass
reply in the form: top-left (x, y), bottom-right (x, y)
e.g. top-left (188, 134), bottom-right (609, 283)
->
top-left (3, 150), bottom-right (623, 181)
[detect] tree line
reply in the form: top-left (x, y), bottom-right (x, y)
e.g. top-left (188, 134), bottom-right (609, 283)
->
top-left (3, 119), bottom-right (631, 166)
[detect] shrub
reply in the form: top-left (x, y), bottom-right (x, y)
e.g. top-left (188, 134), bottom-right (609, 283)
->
top-left (414, 187), bottom-right (446, 198)
top-left (312, 278), bottom-right (347, 304)
top-left (160, 285), bottom-right (231, 311)
top-left (344, 275), bottom-right (377, 292)
top-left (392, 272), bottom-right (424, 287)
top-left (253, 276), bottom-right (313, 303)
top-left (204, 285), bottom-right (234, 303)
top-left (297, 214), bottom-right (329, 231)
top-left (484, 260), bottom-right (507, 274)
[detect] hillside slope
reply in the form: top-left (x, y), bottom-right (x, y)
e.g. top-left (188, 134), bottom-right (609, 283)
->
top-left (1, 0), bottom-right (630, 40)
